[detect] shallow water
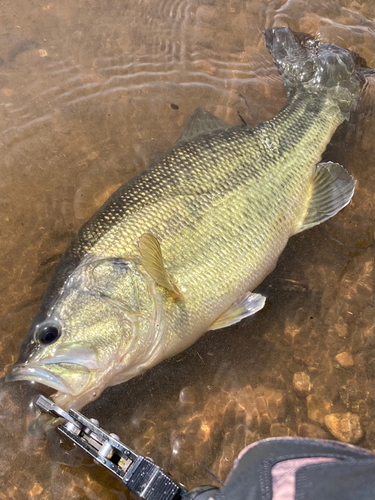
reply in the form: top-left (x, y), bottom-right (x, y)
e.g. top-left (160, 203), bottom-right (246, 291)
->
top-left (0, 0), bottom-right (374, 499)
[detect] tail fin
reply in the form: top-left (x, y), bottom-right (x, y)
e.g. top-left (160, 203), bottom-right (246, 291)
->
top-left (265, 27), bottom-right (368, 114)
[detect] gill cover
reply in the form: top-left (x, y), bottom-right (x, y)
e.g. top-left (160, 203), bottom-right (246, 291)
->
top-left (7, 256), bottom-right (158, 402)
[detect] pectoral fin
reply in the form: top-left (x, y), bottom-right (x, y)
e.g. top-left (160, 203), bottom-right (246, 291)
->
top-left (139, 233), bottom-right (181, 299)
top-left (209, 292), bottom-right (266, 331)
top-left (295, 162), bottom-right (356, 234)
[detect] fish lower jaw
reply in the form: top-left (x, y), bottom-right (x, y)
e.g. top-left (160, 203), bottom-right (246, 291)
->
top-left (6, 364), bottom-right (104, 411)
top-left (6, 364), bottom-right (73, 394)
top-left (5, 362), bottom-right (93, 398)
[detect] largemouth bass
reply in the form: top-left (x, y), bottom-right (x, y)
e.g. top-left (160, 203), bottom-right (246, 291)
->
top-left (7, 28), bottom-right (367, 412)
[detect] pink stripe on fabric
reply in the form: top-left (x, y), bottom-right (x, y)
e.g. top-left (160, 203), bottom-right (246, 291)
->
top-left (271, 457), bottom-right (339, 500)
top-left (228, 438), bottom-right (309, 482)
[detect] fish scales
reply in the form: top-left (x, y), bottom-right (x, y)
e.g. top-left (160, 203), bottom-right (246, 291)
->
top-left (7, 28), bottom-right (366, 417)
top-left (89, 94), bottom-right (341, 318)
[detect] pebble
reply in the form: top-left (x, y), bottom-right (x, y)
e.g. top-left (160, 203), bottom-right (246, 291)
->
top-left (1, 88), bottom-right (13, 97)
top-left (306, 394), bottom-right (332, 425)
top-left (334, 322), bottom-right (348, 338)
top-left (30, 483), bottom-right (44, 496)
top-left (324, 412), bottom-right (363, 443)
top-left (335, 352), bottom-right (354, 368)
top-left (270, 423), bottom-right (296, 437)
top-left (293, 372), bottom-right (313, 396)
top-left (298, 423), bottom-right (330, 439)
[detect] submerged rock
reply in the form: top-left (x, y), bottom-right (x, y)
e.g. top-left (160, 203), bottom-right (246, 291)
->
top-left (306, 394), bottom-right (332, 424)
top-left (298, 423), bottom-right (330, 439)
top-left (270, 423), bottom-right (296, 437)
top-left (335, 352), bottom-right (354, 368)
top-left (324, 412), bottom-right (363, 443)
top-left (293, 372), bottom-right (313, 396)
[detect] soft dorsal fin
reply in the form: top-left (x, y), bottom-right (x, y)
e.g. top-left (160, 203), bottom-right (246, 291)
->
top-left (174, 108), bottom-right (230, 146)
top-left (208, 292), bottom-right (266, 331)
top-left (295, 162), bottom-right (356, 234)
top-left (138, 233), bottom-right (181, 299)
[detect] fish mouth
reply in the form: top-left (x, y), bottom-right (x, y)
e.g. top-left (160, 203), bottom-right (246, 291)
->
top-left (6, 364), bottom-right (72, 393)
top-left (6, 362), bottom-right (92, 396)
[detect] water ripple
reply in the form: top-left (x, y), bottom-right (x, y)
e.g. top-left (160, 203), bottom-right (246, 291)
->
top-left (0, 49), bottom-right (273, 146)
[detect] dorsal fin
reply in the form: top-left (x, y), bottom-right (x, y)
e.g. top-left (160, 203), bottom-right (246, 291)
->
top-left (173, 108), bottom-right (230, 147)
top-left (138, 233), bottom-right (181, 299)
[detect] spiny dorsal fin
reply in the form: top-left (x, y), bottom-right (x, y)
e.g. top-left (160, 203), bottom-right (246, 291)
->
top-left (295, 161), bottom-right (356, 234)
top-left (174, 108), bottom-right (230, 146)
top-left (139, 233), bottom-right (181, 299)
top-left (208, 292), bottom-right (266, 331)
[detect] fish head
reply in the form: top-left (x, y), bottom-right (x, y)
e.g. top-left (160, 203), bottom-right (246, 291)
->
top-left (7, 256), bottom-right (162, 410)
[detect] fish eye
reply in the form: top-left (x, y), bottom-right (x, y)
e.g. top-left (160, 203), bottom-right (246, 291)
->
top-left (38, 325), bottom-right (61, 345)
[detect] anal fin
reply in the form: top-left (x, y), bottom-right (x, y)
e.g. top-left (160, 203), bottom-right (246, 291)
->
top-left (295, 162), bottom-right (356, 234)
top-left (209, 292), bottom-right (266, 331)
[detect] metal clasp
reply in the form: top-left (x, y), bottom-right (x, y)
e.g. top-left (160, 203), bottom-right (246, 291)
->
top-left (36, 395), bottom-right (185, 500)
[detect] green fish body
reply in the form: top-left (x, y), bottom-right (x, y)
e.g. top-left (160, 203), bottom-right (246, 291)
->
top-left (7, 28), bottom-right (365, 413)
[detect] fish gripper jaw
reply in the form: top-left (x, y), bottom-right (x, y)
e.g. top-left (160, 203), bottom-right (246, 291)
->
top-left (36, 395), bottom-right (186, 500)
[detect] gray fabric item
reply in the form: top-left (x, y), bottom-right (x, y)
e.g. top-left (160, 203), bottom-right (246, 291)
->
top-left (205, 438), bottom-right (375, 500)
top-left (297, 459), bottom-right (375, 500)
top-left (182, 486), bottom-right (219, 499)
